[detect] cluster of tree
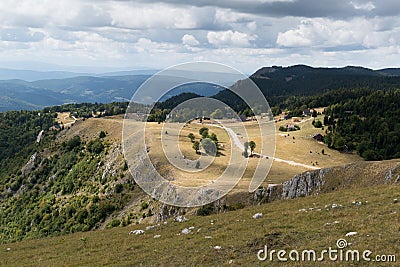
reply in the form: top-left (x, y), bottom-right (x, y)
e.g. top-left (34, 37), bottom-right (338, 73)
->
top-left (0, 105), bottom-right (135, 242)
top-left (0, 110), bottom-right (57, 178)
top-left (322, 89), bottom-right (400, 160)
top-left (188, 127), bottom-right (219, 156)
top-left (0, 131), bottom-right (133, 241)
top-left (43, 102), bottom-right (129, 119)
top-left (243, 141), bottom-right (256, 158)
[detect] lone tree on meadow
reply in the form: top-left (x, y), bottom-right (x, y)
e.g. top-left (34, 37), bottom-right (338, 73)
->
top-left (243, 141), bottom-right (249, 158)
top-left (201, 138), bottom-right (217, 156)
top-left (249, 141), bottom-right (256, 156)
top-left (188, 133), bottom-right (195, 142)
top-left (99, 131), bottom-right (106, 139)
top-left (199, 127), bottom-right (209, 139)
top-left (192, 141), bottom-right (200, 154)
top-left (209, 132), bottom-right (218, 145)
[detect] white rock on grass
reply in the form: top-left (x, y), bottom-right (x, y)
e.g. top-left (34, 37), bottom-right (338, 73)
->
top-left (188, 226), bottom-right (195, 230)
top-left (176, 215), bottom-right (188, 222)
top-left (325, 221), bottom-right (340, 226)
top-left (214, 246), bottom-right (222, 250)
top-left (205, 236), bottom-right (212, 239)
top-left (182, 228), bottom-right (191, 234)
top-left (345, 231), bottom-right (358, 237)
top-left (129, 230), bottom-right (144, 235)
top-left (252, 213), bottom-right (263, 219)
top-left (153, 235), bottom-right (161, 239)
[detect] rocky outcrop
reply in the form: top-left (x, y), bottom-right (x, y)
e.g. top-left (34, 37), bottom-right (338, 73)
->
top-left (282, 167), bottom-right (333, 199)
top-left (253, 159), bottom-right (400, 204)
top-left (253, 184), bottom-right (282, 204)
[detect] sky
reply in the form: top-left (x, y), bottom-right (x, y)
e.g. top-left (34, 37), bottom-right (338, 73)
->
top-left (1, 0), bottom-right (400, 73)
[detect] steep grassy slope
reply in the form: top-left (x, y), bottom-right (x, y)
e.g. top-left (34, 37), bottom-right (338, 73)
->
top-left (1, 180), bottom-right (399, 266)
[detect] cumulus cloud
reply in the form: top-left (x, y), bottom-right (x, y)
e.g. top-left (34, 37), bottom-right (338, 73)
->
top-left (276, 17), bottom-right (400, 49)
top-left (207, 30), bottom-right (256, 47)
top-left (182, 34), bottom-right (199, 46)
top-left (0, 0), bottom-right (399, 72)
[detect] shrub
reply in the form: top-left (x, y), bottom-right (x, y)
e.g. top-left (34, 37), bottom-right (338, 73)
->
top-left (87, 139), bottom-right (104, 154)
top-left (99, 131), bottom-right (106, 138)
top-left (196, 204), bottom-right (214, 216)
top-left (115, 184), bottom-right (124, 194)
top-left (107, 219), bottom-right (121, 228)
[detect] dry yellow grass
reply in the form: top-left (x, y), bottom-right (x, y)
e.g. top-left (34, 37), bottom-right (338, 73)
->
top-left (146, 121), bottom-right (233, 187)
top-left (56, 112), bottom-right (76, 125)
top-left (56, 115), bottom-right (364, 191)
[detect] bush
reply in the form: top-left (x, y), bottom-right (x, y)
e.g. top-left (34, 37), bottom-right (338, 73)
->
top-left (141, 202), bottom-right (149, 210)
top-left (115, 184), bottom-right (124, 194)
top-left (107, 219), bottom-right (121, 228)
top-left (99, 131), bottom-right (106, 138)
top-left (87, 139), bottom-right (104, 154)
top-left (196, 204), bottom-right (214, 216)
top-left (314, 120), bottom-right (323, 128)
top-left (279, 126), bottom-right (287, 132)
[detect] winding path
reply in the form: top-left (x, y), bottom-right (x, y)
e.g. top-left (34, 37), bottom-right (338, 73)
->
top-left (210, 121), bottom-right (320, 170)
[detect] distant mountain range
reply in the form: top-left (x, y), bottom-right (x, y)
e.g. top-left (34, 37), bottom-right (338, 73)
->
top-left (0, 73), bottom-right (224, 112)
top-left (213, 65), bottom-right (400, 108)
top-left (0, 68), bottom-right (159, 81)
top-left (1, 65), bottom-right (400, 112)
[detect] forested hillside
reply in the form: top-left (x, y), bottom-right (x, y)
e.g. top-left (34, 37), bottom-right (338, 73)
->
top-left (0, 103), bottom-right (148, 242)
top-left (213, 65), bottom-right (400, 111)
top-left (323, 89), bottom-right (400, 160)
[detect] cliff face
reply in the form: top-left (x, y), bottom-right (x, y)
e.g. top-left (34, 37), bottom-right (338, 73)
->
top-left (281, 168), bottom-right (333, 199)
top-left (254, 159), bottom-right (400, 203)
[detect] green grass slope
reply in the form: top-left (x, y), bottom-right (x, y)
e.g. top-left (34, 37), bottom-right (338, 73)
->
top-left (1, 182), bottom-right (399, 266)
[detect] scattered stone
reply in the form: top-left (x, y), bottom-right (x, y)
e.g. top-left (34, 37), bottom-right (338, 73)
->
top-left (228, 260), bottom-right (234, 264)
top-left (176, 215), bottom-right (188, 222)
top-left (345, 232), bottom-right (358, 237)
top-left (325, 221), bottom-right (340, 226)
top-left (153, 235), bottom-right (161, 239)
top-left (214, 246), bottom-right (222, 250)
top-left (164, 221), bottom-right (168, 224)
top-left (6, 248), bottom-right (11, 252)
top-left (188, 226), bottom-right (195, 230)
top-left (352, 201), bottom-right (363, 206)
top-left (182, 228), bottom-right (191, 235)
top-left (298, 208), bottom-right (307, 212)
top-left (146, 225), bottom-right (155, 230)
top-left (252, 213), bottom-right (263, 219)
top-left (394, 199), bottom-right (398, 204)
top-left (129, 230), bottom-right (144, 235)
top-left (205, 236), bottom-right (212, 239)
